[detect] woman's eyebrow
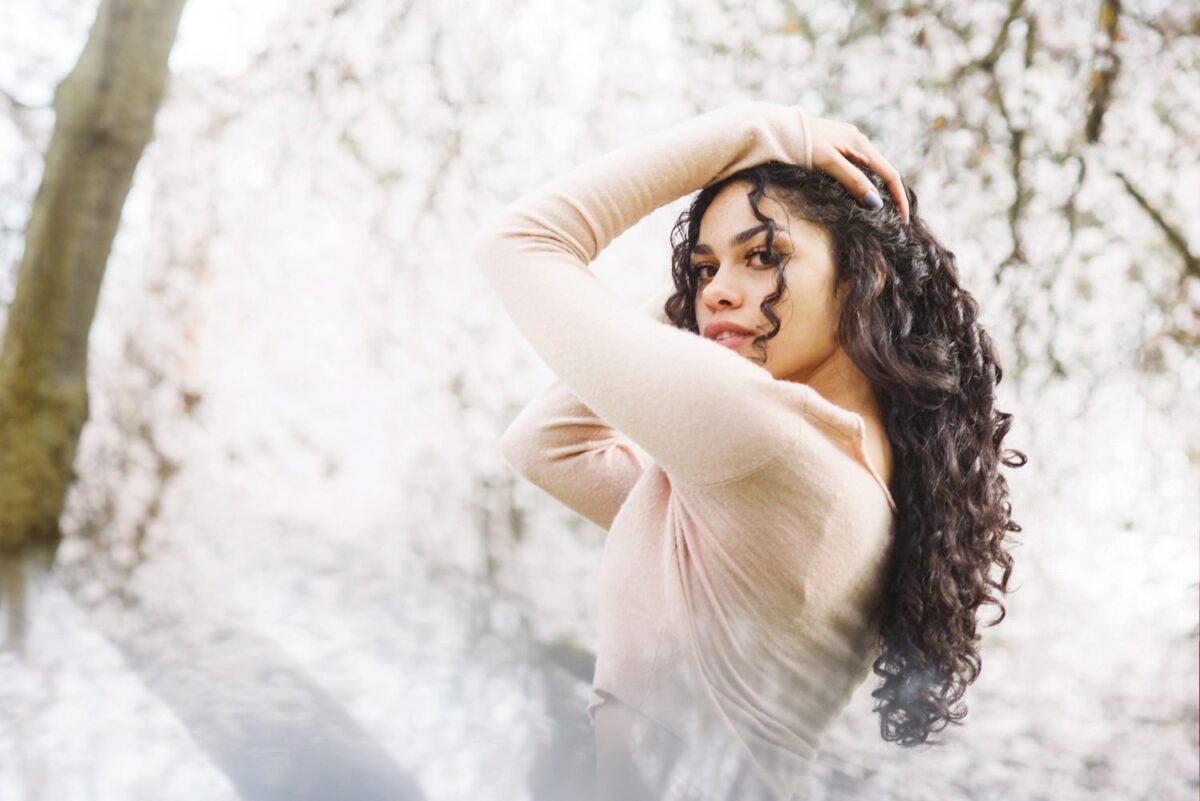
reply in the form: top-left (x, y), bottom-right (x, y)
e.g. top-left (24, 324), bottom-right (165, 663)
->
top-left (692, 225), bottom-right (791, 255)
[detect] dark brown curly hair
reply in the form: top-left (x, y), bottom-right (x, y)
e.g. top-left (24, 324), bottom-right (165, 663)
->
top-left (659, 161), bottom-right (1027, 748)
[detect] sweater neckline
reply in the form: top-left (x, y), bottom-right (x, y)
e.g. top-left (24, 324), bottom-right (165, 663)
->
top-left (796, 384), bottom-right (898, 515)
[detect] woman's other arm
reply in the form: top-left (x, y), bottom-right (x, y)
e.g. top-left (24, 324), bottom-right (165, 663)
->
top-left (501, 377), bottom-right (652, 531)
top-left (499, 290), bottom-right (670, 530)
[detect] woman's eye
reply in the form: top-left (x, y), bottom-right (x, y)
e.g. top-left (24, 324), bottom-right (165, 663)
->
top-left (747, 248), bottom-right (781, 266)
top-left (693, 250), bottom-right (781, 281)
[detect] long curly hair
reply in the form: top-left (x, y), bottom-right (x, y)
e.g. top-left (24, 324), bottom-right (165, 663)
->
top-left (659, 161), bottom-right (1027, 747)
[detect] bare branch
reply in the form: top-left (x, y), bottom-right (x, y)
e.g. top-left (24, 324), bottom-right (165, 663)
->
top-left (1085, 0), bottom-right (1122, 143)
top-left (978, 0), bottom-right (1028, 70)
top-left (1114, 169), bottom-right (1200, 282)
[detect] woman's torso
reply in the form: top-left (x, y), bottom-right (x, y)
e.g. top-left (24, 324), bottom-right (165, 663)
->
top-left (589, 388), bottom-right (896, 800)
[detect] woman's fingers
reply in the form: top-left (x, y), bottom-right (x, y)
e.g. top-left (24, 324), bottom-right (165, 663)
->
top-left (846, 133), bottom-right (910, 223)
top-left (826, 148), bottom-right (887, 211)
top-left (808, 117), bottom-right (911, 224)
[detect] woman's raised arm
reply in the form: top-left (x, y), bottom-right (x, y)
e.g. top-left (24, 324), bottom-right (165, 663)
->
top-left (473, 102), bottom-right (900, 487)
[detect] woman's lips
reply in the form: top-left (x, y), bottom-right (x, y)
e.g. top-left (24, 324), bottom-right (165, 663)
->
top-left (713, 334), bottom-right (750, 349)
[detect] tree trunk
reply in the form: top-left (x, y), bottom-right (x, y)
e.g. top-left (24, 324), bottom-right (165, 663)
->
top-left (0, 0), bottom-right (188, 639)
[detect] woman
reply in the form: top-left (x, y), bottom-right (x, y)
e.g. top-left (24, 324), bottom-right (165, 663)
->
top-left (472, 101), bottom-right (1025, 800)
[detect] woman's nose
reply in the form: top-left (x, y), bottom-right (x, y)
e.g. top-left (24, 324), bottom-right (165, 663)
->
top-left (701, 268), bottom-right (743, 308)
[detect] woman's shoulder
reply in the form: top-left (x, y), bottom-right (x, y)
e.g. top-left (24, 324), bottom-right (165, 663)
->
top-left (667, 385), bottom-right (895, 517)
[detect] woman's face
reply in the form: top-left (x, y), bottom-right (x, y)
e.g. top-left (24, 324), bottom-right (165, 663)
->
top-left (691, 181), bottom-right (843, 384)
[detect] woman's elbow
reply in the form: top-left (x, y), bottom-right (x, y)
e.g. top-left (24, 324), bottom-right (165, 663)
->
top-left (498, 422), bottom-right (543, 481)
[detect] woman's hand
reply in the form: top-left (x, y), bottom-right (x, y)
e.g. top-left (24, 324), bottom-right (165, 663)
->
top-left (806, 115), bottom-right (910, 224)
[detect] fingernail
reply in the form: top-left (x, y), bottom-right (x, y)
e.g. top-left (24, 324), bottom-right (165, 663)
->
top-left (863, 191), bottom-right (883, 211)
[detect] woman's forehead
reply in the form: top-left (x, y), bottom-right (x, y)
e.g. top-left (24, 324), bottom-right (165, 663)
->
top-left (700, 188), bottom-right (788, 237)
top-left (697, 186), bottom-right (827, 250)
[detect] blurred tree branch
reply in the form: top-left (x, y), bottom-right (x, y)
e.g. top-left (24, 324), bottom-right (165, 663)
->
top-left (1113, 169), bottom-right (1200, 282)
top-left (1085, 0), bottom-right (1122, 144)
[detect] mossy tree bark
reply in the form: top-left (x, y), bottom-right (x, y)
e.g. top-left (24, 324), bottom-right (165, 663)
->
top-left (0, 0), bottom-right (188, 637)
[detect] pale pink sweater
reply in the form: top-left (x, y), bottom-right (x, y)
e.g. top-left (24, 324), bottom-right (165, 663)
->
top-left (472, 102), bottom-right (897, 800)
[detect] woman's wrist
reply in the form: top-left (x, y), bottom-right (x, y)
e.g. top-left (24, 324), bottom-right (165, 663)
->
top-left (694, 101), bottom-right (812, 190)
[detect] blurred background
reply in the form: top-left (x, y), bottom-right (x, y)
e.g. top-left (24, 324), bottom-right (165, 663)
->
top-left (0, 0), bottom-right (1196, 799)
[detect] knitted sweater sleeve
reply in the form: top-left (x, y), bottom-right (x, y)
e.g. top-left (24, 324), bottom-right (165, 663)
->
top-left (500, 377), bottom-right (653, 531)
top-left (499, 291), bottom-right (672, 529)
top-left (472, 101), bottom-right (814, 487)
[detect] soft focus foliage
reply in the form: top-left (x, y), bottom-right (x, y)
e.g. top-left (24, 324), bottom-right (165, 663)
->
top-left (1, 0), bottom-right (1196, 799)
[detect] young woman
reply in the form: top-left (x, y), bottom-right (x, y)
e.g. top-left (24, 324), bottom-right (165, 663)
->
top-left (472, 101), bottom-right (1025, 800)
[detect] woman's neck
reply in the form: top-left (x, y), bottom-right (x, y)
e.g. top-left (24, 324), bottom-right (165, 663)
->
top-left (797, 347), bottom-right (894, 486)
top-left (792, 347), bottom-right (882, 424)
